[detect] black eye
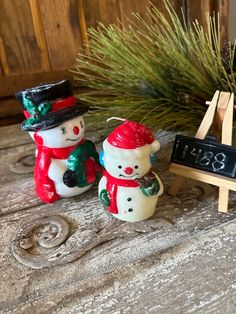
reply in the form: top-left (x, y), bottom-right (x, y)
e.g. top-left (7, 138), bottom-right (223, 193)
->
top-left (118, 165), bottom-right (122, 169)
top-left (61, 126), bottom-right (67, 135)
top-left (135, 165), bottom-right (139, 169)
top-left (80, 121), bottom-right (84, 128)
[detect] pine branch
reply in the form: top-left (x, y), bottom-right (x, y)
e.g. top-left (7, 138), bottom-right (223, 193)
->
top-left (73, 0), bottom-right (236, 133)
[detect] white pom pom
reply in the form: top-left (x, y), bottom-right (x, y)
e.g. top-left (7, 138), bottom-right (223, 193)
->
top-left (150, 140), bottom-right (160, 153)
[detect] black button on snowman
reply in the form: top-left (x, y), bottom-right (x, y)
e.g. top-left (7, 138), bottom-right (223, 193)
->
top-left (99, 118), bottom-right (163, 222)
top-left (16, 80), bottom-right (102, 203)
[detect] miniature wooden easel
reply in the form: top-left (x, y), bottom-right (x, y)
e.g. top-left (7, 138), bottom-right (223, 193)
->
top-left (169, 90), bottom-right (235, 213)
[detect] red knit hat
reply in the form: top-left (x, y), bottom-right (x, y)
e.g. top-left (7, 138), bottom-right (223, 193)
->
top-left (103, 120), bottom-right (160, 157)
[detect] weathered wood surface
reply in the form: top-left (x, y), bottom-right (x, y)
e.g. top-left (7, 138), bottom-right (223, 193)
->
top-left (0, 124), bottom-right (236, 313)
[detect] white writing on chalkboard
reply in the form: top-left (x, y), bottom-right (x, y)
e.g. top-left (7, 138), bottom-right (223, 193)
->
top-left (182, 145), bottom-right (226, 171)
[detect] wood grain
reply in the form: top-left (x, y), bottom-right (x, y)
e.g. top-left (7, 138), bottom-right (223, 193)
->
top-left (118, 0), bottom-right (151, 25)
top-left (187, 0), bottom-right (212, 31)
top-left (0, 0), bottom-right (44, 75)
top-left (38, 0), bottom-right (83, 70)
top-left (1, 182), bottom-right (236, 311)
top-left (0, 144), bottom-right (34, 179)
top-left (187, 0), bottom-right (228, 46)
top-left (0, 124), bottom-right (236, 312)
top-left (213, 0), bottom-right (229, 46)
top-left (0, 70), bottom-right (74, 98)
top-left (217, 92), bottom-right (233, 212)
top-left (77, 0), bottom-right (90, 54)
top-left (0, 33), bottom-right (10, 75)
top-left (195, 90), bottom-right (220, 139)
top-left (28, 0), bottom-right (51, 71)
top-left (0, 98), bottom-right (22, 119)
top-left (82, 0), bottom-right (121, 29)
top-left (0, 124), bottom-right (31, 150)
top-left (47, 222), bottom-right (235, 313)
top-left (151, 0), bottom-right (184, 25)
top-left (0, 114), bottom-right (24, 127)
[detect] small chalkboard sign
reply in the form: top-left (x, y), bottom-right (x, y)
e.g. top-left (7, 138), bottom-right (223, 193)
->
top-left (171, 135), bottom-right (236, 178)
top-left (169, 91), bottom-right (235, 213)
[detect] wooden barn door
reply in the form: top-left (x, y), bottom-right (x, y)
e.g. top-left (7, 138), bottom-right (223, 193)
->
top-left (0, 0), bottom-right (229, 126)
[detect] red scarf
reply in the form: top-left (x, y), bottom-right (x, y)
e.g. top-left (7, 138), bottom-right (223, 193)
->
top-left (104, 171), bottom-right (139, 214)
top-left (34, 142), bottom-right (82, 203)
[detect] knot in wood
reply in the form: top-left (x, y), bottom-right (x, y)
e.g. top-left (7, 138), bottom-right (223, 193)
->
top-left (11, 215), bottom-right (70, 268)
top-left (9, 152), bottom-right (35, 174)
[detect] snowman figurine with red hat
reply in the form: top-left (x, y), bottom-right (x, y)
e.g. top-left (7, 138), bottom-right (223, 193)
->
top-left (99, 118), bottom-right (163, 222)
top-left (16, 79), bottom-right (102, 203)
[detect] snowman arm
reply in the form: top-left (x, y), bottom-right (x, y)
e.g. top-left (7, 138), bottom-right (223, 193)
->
top-left (152, 171), bottom-right (164, 196)
top-left (99, 189), bottom-right (110, 206)
top-left (67, 141), bottom-right (98, 171)
top-left (140, 171), bottom-right (163, 197)
top-left (98, 177), bottom-right (110, 206)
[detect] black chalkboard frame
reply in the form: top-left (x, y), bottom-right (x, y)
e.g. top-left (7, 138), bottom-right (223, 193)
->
top-left (171, 134), bottom-right (236, 179)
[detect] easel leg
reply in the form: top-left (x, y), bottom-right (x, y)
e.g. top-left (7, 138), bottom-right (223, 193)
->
top-left (169, 92), bottom-right (219, 196)
top-left (217, 93), bottom-right (233, 213)
top-left (169, 175), bottom-right (185, 196)
top-left (218, 187), bottom-right (229, 213)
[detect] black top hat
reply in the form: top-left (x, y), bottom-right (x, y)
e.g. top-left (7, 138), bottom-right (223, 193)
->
top-left (16, 79), bottom-right (89, 131)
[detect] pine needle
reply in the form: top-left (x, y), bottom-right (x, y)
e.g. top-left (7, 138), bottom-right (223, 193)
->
top-left (73, 0), bottom-right (236, 134)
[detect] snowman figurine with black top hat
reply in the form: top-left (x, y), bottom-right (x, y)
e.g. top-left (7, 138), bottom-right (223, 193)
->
top-left (99, 118), bottom-right (163, 222)
top-left (16, 79), bottom-right (102, 203)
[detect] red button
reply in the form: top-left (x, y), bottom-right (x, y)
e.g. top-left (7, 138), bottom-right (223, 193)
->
top-left (73, 126), bottom-right (79, 135)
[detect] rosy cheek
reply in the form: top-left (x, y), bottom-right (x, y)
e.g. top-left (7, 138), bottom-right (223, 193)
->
top-left (73, 126), bottom-right (80, 135)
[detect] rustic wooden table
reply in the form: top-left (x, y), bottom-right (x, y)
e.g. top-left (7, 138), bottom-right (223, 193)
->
top-left (0, 124), bottom-right (235, 314)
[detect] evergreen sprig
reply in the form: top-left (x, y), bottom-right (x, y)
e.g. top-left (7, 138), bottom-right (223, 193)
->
top-left (72, 0), bottom-right (236, 133)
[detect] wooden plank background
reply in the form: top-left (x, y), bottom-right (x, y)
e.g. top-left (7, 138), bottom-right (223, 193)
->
top-left (0, 0), bottom-right (229, 126)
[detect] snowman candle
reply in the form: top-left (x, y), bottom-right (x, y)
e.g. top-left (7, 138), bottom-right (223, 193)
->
top-left (16, 79), bottom-right (102, 203)
top-left (99, 118), bottom-right (163, 222)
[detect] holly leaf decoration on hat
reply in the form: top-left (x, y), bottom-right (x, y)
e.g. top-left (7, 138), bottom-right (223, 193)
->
top-left (22, 95), bottom-right (52, 127)
top-left (38, 102), bottom-right (52, 116)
